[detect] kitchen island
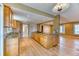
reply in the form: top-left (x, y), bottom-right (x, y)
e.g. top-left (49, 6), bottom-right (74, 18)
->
top-left (32, 32), bottom-right (59, 48)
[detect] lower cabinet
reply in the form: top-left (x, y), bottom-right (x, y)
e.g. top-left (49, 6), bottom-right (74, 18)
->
top-left (4, 37), bottom-right (19, 56)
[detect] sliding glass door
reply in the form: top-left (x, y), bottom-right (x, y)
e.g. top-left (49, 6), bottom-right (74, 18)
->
top-left (60, 25), bottom-right (65, 33)
top-left (74, 24), bottom-right (79, 34)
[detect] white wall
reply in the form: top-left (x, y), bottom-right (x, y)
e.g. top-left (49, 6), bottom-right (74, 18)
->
top-left (43, 25), bottom-right (50, 34)
top-left (28, 24), bottom-right (37, 37)
top-left (0, 4), bottom-right (3, 56)
top-left (22, 23), bottom-right (37, 37)
top-left (22, 24), bottom-right (28, 37)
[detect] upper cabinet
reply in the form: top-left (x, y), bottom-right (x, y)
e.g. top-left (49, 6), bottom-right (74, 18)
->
top-left (12, 20), bottom-right (22, 30)
top-left (17, 21), bottom-right (22, 30)
top-left (12, 20), bottom-right (17, 29)
top-left (4, 5), bottom-right (13, 27)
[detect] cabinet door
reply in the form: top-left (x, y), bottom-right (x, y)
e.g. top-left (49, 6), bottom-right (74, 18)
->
top-left (17, 21), bottom-right (20, 29)
top-left (16, 21), bottom-right (22, 32)
top-left (4, 5), bottom-right (12, 27)
top-left (4, 37), bottom-right (19, 56)
top-left (12, 20), bottom-right (17, 29)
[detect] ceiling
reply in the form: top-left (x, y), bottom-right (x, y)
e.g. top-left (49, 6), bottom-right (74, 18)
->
top-left (61, 3), bottom-right (79, 22)
top-left (23, 3), bottom-right (56, 15)
top-left (13, 7), bottom-right (53, 24)
top-left (5, 3), bottom-right (79, 24)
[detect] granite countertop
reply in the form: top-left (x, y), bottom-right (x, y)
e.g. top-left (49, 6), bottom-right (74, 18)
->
top-left (5, 32), bottom-right (19, 39)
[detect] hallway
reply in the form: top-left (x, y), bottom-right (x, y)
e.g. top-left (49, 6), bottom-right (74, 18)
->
top-left (20, 35), bottom-right (79, 56)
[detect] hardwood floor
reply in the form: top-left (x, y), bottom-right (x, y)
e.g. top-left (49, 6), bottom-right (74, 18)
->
top-left (20, 35), bottom-right (79, 56)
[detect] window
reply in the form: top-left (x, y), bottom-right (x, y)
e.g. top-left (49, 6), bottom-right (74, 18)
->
top-left (60, 25), bottom-right (65, 33)
top-left (74, 24), bottom-right (79, 34)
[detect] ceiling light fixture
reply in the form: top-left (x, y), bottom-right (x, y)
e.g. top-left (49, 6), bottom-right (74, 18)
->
top-left (53, 3), bottom-right (70, 14)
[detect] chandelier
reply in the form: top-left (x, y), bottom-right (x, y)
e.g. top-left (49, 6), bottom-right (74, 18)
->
top-left (53, 3), bottom-right (70, 14)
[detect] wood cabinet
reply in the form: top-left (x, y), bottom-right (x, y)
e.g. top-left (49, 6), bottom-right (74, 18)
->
top-left (4, 5), bottom-right (13, 27)
top-left (12, 20), bottom-right (17, 29)
top-left (32, 32), bottom-right (59, 48)
top-left (17, 21), bottom-right (22, 30)
top-left (4, 37), bottom-right (19, 56)
top-left (12, 20), bottom-right (23, 36)
top-left (12, 20), bottom-right (22, 29)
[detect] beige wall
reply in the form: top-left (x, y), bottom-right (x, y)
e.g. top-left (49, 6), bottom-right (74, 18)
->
top-left (53, 16), bottom-right (60, 34)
